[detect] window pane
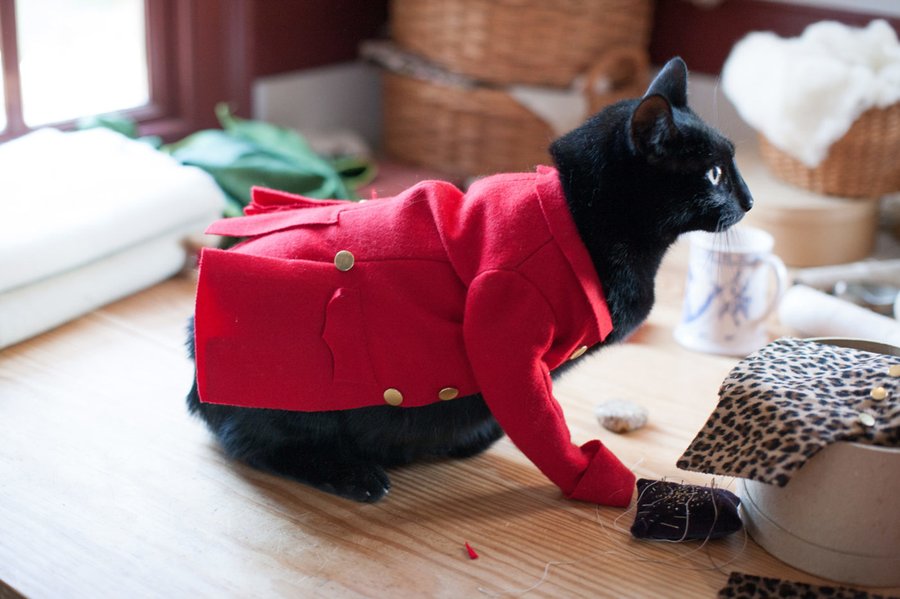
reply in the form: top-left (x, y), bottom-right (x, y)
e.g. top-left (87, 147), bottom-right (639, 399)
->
top-left (16, 0), bottom-right (148, 127)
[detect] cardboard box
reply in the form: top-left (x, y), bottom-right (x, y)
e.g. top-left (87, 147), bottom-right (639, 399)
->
top-left (738, 338), bottom-right (900, 586)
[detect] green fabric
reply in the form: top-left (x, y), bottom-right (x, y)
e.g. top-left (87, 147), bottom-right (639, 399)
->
top-left (165, 105), bottom-right (374, 217)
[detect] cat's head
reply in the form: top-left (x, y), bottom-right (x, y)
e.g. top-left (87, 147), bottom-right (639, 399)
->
top-left (551, 57), bottom-right (752, 243)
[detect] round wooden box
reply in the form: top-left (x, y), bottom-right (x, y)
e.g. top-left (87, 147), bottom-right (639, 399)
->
top-left (737, 148), bottom-right (880, 267)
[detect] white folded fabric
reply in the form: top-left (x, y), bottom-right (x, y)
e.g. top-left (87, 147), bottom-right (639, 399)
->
top-left (0, 128), bottom-right (225, 292)
top-left (723, 20), bottom-right (900, 167)
top-left (0, 223), bottom-right (206, 349)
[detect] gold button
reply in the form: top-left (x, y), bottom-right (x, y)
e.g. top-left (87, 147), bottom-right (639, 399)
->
top-left (569, 345), bottom-right (588, 361)
top-left (889, 365), bottom-right (900, 377)
top-left (858, 412), bottom-right (876, 427)
top-left (870, 386), bottom-right (888, 401)
top-left (383, 388), bottom-right (403, 406)
top-left (334, 250), bottom-right (355, 272)
top-left (438, 387), bottom-right (459, 401)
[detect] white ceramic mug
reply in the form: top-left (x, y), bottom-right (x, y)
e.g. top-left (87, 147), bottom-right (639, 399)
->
top-left (674, 226), bottom-right (788, 356)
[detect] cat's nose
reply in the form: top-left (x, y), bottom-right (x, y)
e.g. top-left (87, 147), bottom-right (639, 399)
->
top-left (734, 172), bottom-right (753, 211)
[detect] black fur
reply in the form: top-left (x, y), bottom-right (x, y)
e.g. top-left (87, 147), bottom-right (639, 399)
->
top-left (552, 58), bottom-right (751, 343)
top-left (185, 57), bottom-right (751, 502)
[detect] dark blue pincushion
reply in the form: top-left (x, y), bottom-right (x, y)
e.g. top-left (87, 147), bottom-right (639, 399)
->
top-left (631, 478), bottom-right (743, 541)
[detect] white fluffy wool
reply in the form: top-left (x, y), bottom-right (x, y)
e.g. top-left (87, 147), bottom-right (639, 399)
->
top-left (723, 20), bottom-right (900, 167)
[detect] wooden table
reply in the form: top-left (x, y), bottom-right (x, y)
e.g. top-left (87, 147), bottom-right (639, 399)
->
top-left (2, 243), bottom-right (896, 598)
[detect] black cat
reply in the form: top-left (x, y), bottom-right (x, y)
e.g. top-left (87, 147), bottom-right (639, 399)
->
top-left (186, 57), bottom-right (752, 502)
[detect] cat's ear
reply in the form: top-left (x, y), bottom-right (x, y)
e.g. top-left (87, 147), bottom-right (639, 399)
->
top-left (630, 94), bottom-right (676, 158)
top-left (645, 57), bottom-right (688, 108)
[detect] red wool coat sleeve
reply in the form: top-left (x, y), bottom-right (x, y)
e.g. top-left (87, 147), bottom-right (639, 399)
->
top-left (463, 270), bottom-right (635, 506)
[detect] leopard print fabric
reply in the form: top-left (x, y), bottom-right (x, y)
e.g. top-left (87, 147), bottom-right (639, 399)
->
top-left (718, 572), bottom-right (897, 598)
top-left (678, 338), bottom-right (900, 486)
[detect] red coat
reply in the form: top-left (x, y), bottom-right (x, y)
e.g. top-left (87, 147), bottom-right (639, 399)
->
top-left (195, 166), bottom-right (636, 506)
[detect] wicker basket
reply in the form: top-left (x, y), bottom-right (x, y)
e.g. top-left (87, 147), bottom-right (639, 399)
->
top-left (383, 47), bottom-right (648, 177)
top-left (390, 0), bottom-right (654, 87)
top-left (759, 103), bottom-right (900, 198)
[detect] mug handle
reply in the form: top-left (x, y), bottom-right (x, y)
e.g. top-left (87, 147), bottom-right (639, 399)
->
top-left (749, 254), bottom-right (789, 326)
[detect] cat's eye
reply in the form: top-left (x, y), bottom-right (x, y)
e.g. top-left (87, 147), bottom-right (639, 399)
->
top-left (706, 166), bottom-right (723, 186)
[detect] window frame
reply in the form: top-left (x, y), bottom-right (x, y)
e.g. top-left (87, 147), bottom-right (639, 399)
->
top-left (0, 0), bottom-right (24, 138)
top-left (0, 0), bottom-right (252, 143)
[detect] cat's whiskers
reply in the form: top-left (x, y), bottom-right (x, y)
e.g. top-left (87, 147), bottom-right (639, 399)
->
top-left (713, 75), bottom-right (722, 127)
top-left (711, 221), bottom-right (737, 277)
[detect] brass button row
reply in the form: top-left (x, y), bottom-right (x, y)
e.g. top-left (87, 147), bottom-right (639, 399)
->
top-left (336, 247), bottom-right (460, 407)
top-left (858, 364), bottom-right (900, 427)
top-left (382, 386), bottom-right (460, 406)
top-left (865, 363), bottom-right (900, 403)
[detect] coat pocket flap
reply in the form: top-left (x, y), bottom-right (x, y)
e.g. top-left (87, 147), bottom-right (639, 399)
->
top-left (247, 187), bottom-right (348, 214)
top-left (205, 205), bottom-right (341, 238)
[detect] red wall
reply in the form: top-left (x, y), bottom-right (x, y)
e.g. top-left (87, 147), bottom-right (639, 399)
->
top-left (250, 0), bottom-right (389, 77)
top-left (248, 0), bottom-right (899, 79)
top-left (651, 0), bottom-right (900, 75)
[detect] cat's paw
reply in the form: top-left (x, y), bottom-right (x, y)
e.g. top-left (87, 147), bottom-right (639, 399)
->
top-left (320, 464), bottom-right (391, 503)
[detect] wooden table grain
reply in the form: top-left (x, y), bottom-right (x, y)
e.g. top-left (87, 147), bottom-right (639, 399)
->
top-left (2, 243), bottom-right (896, 598)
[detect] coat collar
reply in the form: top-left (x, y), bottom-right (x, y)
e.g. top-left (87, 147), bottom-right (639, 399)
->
top-left (535, 166), bottom-right (614, 342)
